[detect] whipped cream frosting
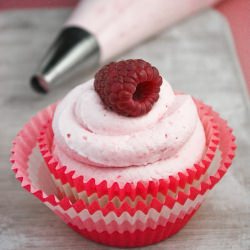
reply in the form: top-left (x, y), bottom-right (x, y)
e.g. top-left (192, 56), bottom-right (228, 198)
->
top-left (52, 79), bottom-right (205, 185)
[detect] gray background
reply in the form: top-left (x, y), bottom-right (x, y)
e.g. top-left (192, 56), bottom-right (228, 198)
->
top-left (0, 8), bottom-right (249, 250)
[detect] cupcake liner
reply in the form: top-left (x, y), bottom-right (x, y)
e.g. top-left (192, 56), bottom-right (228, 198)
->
top-left (55, 204), bottom-right (200, 247)
top-left (38, 100), bottom-right (220, 204)
top-left (49, 149), bottom-right (220, 208)
top-left (11, 102), bottom-right (236, 247)
top-left (50, 197), bottom-right (203, 234)
top-left (67, 208), bottom-right (198, 247)
top-left (40, 160), bottom-right (205, 234)
top-left (19, 143), bottom-right (206, 241)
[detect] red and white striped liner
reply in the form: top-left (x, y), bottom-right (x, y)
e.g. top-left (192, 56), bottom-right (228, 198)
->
top-left (11, 101), bottom-right (236, 247)
top-left (27, 144), bottom-right (206, 234)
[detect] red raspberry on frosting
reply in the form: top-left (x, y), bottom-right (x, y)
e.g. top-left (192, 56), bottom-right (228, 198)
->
top-left (94, 59), bottom-right (163, 117)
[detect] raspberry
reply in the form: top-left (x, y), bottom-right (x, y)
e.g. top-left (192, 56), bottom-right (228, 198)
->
top-left (94, 59), bottom-right (162, 117)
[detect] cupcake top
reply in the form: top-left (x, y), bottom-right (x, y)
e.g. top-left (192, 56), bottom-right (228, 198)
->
top-left (52, 59), bottom-right (205, 186)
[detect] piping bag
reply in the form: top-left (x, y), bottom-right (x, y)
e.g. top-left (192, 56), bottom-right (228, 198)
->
top-left (31, 0), bottom-right (221, 93)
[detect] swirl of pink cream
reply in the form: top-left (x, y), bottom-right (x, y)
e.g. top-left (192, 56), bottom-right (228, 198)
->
top-left (52, 79), bottom-right (205, 168)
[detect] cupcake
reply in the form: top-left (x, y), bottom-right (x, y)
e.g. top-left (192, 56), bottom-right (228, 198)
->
top-left (12, 59), bottom-right (236, 247)
top-left (40, 59), bottom-right (218, 199)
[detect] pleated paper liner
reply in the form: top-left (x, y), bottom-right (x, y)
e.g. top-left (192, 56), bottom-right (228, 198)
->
top-left (38, 100), bottom-right (220, 204)
top-left (56, 205), bottom-right (201, 247)
top-left (11, 102), bottom-right (236, 247)
top-left (27, 144), bottom-right (207, 236)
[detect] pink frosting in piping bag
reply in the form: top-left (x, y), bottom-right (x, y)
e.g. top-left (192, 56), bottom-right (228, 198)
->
top-left (66, 0), bottom-right (221, 62)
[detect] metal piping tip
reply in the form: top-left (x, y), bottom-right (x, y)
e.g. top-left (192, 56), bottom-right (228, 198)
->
top-left (31, 27), bottom-right (100, 94)
top-left (30, 75), bottom-right (49, 94)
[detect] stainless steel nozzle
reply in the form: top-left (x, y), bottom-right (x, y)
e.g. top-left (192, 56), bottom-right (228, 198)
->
top-left (31, 27), bottom-right (100, 93)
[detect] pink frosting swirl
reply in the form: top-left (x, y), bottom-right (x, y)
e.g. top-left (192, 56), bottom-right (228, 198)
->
top-left (52, 79), bottom-right (205, 169)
